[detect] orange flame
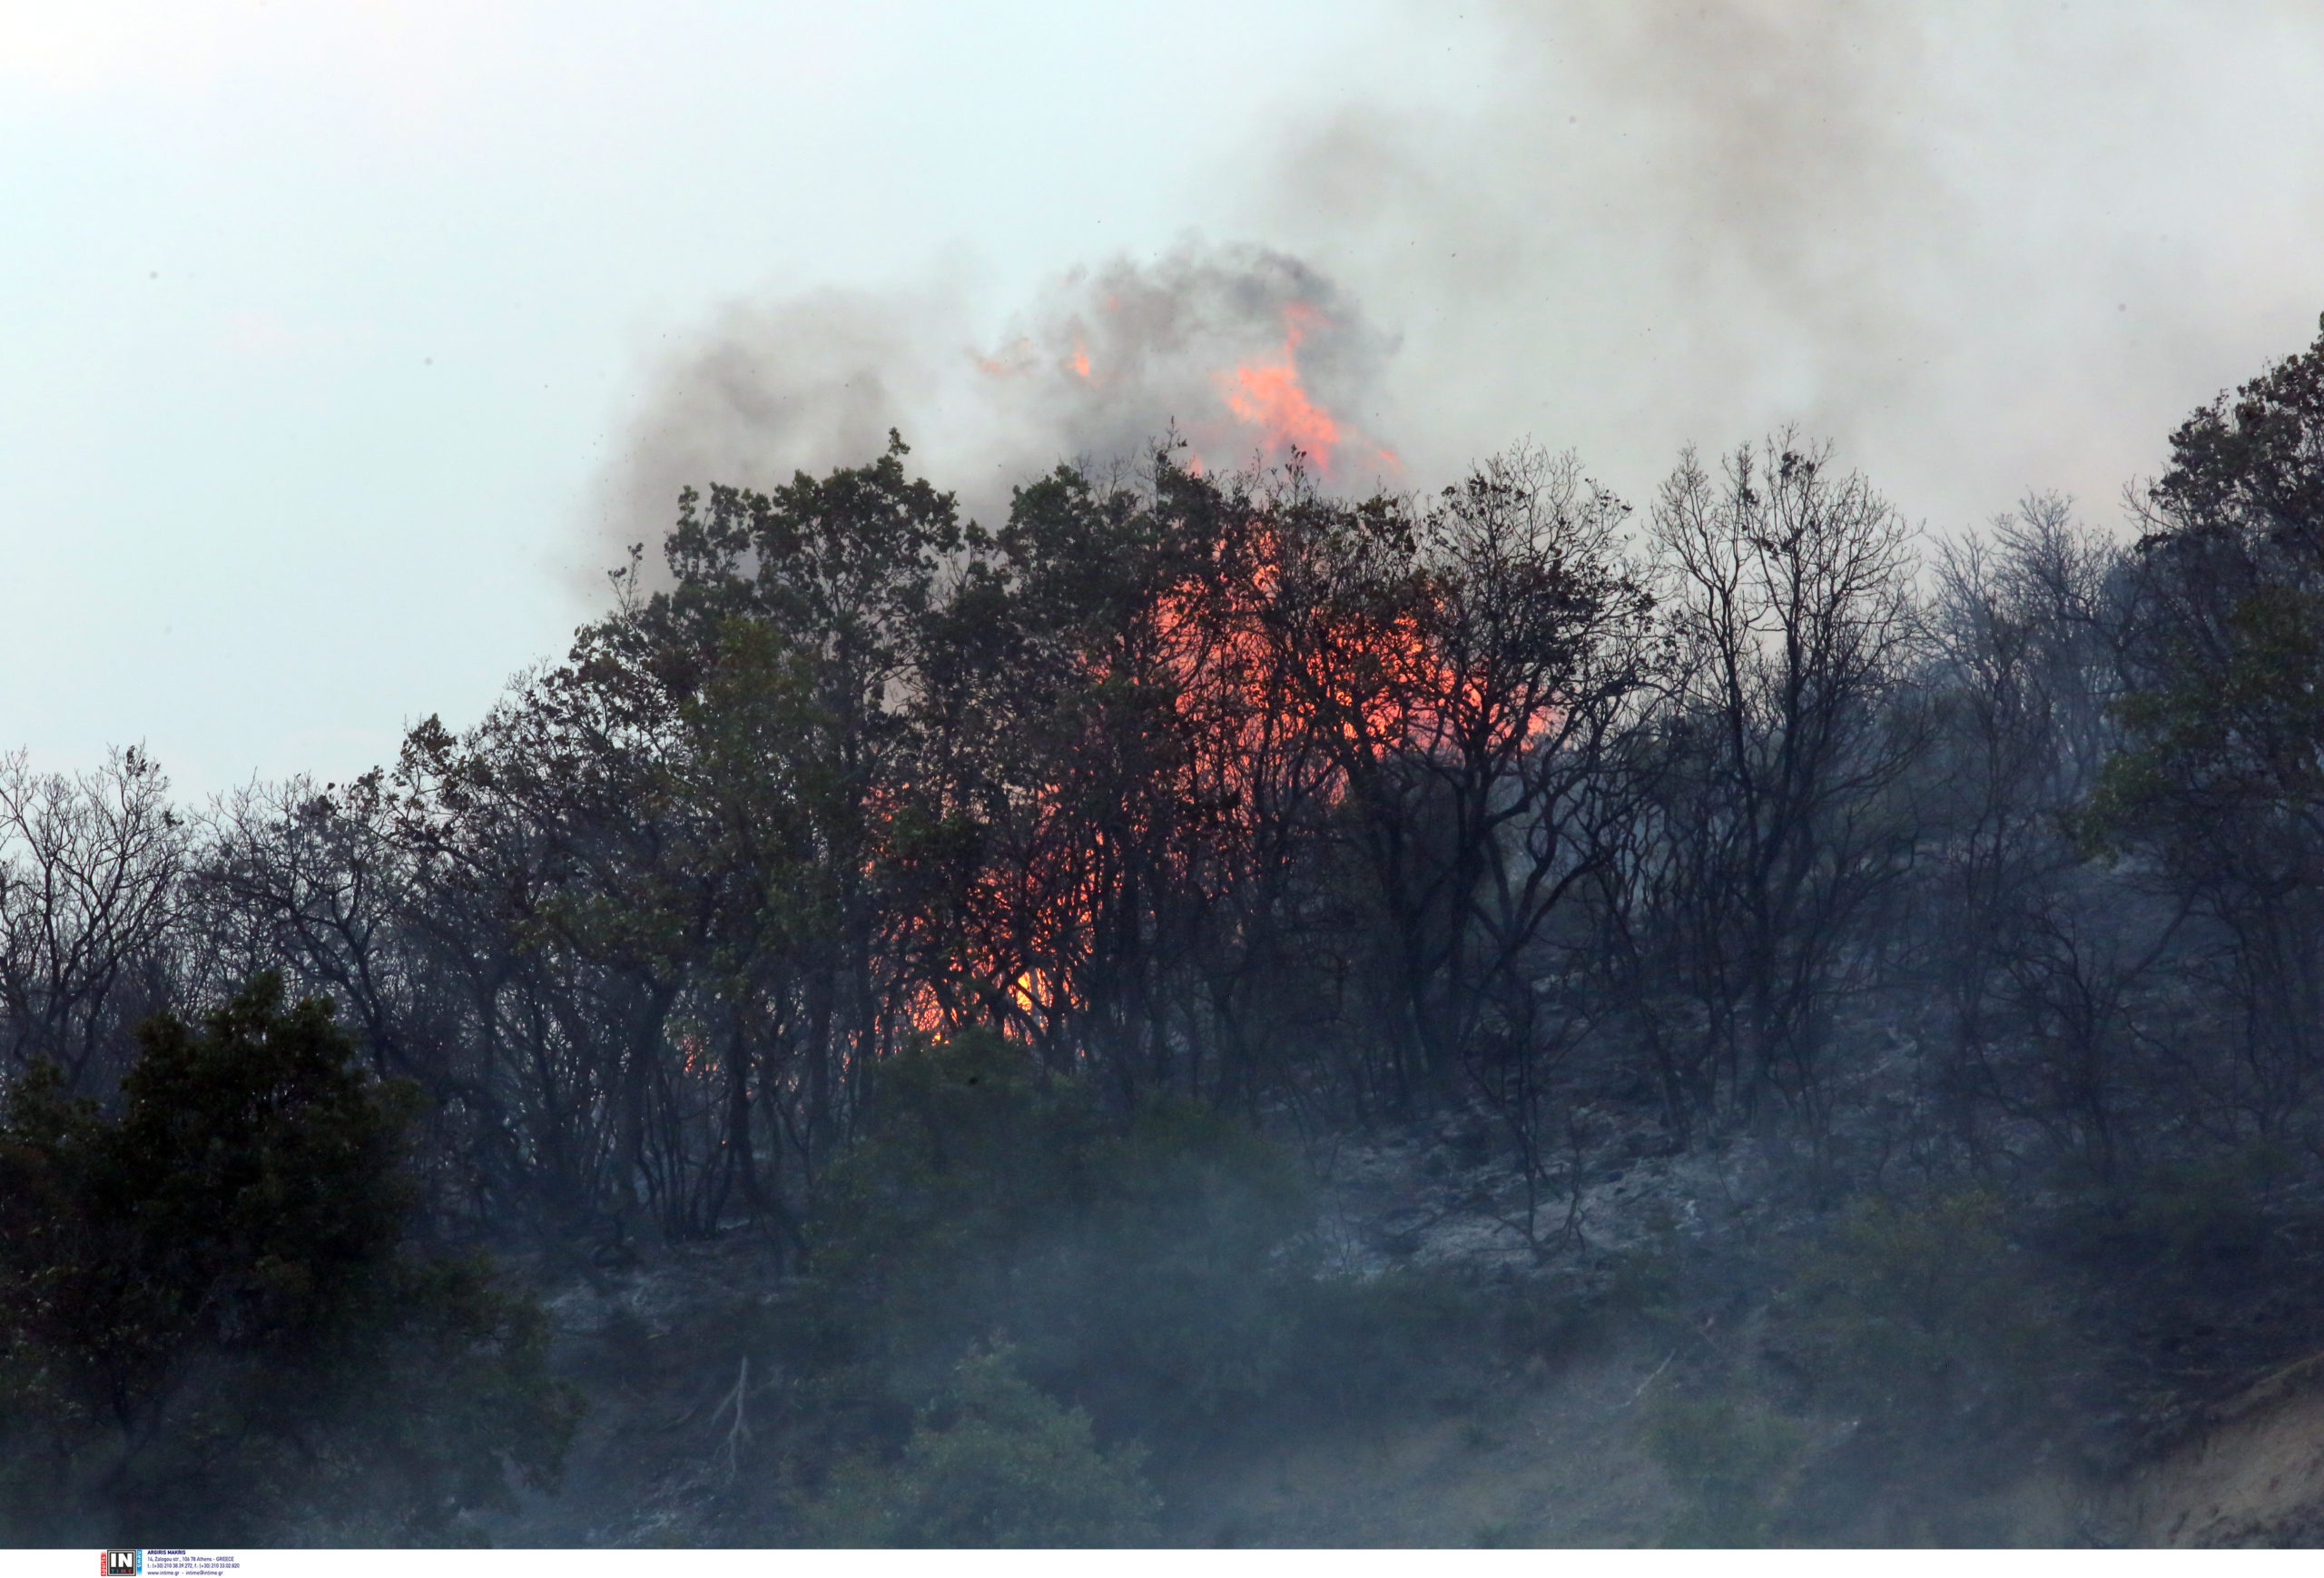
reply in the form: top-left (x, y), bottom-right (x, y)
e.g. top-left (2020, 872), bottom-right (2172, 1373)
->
top-left (974, 336), bottom-right (1037, 379)
top-left (1068, 335), bottom-right (1092, 380)
top-left (1218, 302), bottom-right (1340, 472)
top-left (881, 479), bottom-right (1558, 1054)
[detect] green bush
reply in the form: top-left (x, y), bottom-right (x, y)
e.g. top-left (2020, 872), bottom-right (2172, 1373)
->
top-left (778, 1026), bottom-right (1582, 1524)
top-left (800, 1030), bottom-right (1310, 1439)
top-left (1272, 1267), bottom-right (1498, 1421)
top-left (0, 973), bottom-right (579, 1543)
top-left (1646, 1388), bottom-right (1806, 1547)
top-left (2115, 1143), bottom-right (2290, 1266)
top-left (1774, 1190), bottom-right (2065, 1474)
top-left (801, 1345), bottom-right (1158, 1547)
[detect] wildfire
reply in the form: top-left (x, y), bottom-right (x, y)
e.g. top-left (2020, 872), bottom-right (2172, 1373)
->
top-left (974, 336), bottom-right (1037, 379)
top-left (890, 508), bottom-right (1561, 1056)
top-left (1218, 302), bottom-right (1340, 473)
top-left (899, 315), bottom-right (1488, 1053)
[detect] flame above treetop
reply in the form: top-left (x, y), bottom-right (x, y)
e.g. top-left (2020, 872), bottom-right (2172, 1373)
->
top-left (1218, 302), bottom-right (1342, 473)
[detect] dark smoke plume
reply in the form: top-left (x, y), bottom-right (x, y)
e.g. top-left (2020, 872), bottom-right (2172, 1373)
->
top-left (586, 244), bottom-right (1397, 588)
top-left (584, 2), bottom-right (2324, 595)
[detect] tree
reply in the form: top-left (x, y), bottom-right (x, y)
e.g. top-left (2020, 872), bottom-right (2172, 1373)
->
top-left (0, 973), bottom-right (576, 1543)
top-left (1619, 436), bottom-right (1924, 1140)
top-left (1922, 498), bottom-right (2133, 1167)
top-left (646, 429), bottom-right (967, 1164)
top-left (940, 451), bottom-right (1344, 1104)
top-left (803, 1028), bottom-right (1309, 1433)
top-left (1265, 451), bottom-right (1652, 1119)
top-left (802, 1345), bottom-right (1158, 1548)
top-left (0, 746), bottom-right (188, 1092)
top-left (2092, 315), bottom-right (2324, 1130)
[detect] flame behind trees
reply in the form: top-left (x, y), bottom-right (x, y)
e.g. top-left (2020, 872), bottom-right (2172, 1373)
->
top-left (169, 403), bottom-right (1970, 1261)
top-left (38, 319), bottom-right (2324, 1460)
top-left (926, 446), bottom-right (1653, 1113)
top-left (262, 434), bottom-right (1652, 1247)
top-left (84, 381), bottom-right (2163, 1268)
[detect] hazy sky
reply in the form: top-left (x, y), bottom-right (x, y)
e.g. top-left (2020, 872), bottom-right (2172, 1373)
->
top-left (6, 2), bottom-right (2322, 795)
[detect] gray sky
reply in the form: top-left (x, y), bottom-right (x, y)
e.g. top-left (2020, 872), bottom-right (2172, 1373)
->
top-left (6, 2), bottom-right (2322, 795)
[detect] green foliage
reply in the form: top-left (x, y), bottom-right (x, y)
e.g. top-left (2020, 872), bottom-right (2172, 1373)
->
top-left (799, 1029), bottom-right (1312, 1438)
top-left (2114, 1143), bottom-right (2290, 1265)
top-left (0, 973), bottom-right (578, 1543)
top-left (800, 1345), bottom-right (1158, 1548)
top-left (1601, 1203), bottom-right (1694, 1327)
top-left (1646, 1388), bottom-right (1806, 1547)
top-left (2087, 581), bottom-right (2324, 856)
top-left (1270, 1267), bottom-right (1502, 1420)
top-left (2149, 311), bottom-right (2324, 538)
top-left (1776, 1192), bottom-right (2064, 1463)
top-left (786, 1028), bottom-right (1571, 1488)
top-left (2085, 316), bottom-right (2324, 878)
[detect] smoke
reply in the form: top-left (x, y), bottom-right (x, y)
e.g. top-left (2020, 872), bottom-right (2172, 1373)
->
top-left (973, 247), bottom-right (1397, 488)
top-left (588, 2), bottom-right (2324, 593)
top-left (586, 244), bottom-right (1397, 588)
top-left (588, 282), bottom-right (958, 585)
top-left (1252, 0), bottom-right (2324, 532)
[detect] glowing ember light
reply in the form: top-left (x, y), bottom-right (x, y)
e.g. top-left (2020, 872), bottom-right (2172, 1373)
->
top-left (1068, 336), bottom-right (1092, 380)
top-left (1218, 302), bottom-right (1340, 472)
top-left (887, 506), bottom-right (1564, 1050)
top-left (974, 337), bottom-right (1037, 379)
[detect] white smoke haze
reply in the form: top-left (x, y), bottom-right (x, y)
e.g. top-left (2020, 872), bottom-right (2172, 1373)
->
top-left (1248, 0), bottom-right (2324, 531)
top-left (593, 1), bottom-right (2324, 589)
